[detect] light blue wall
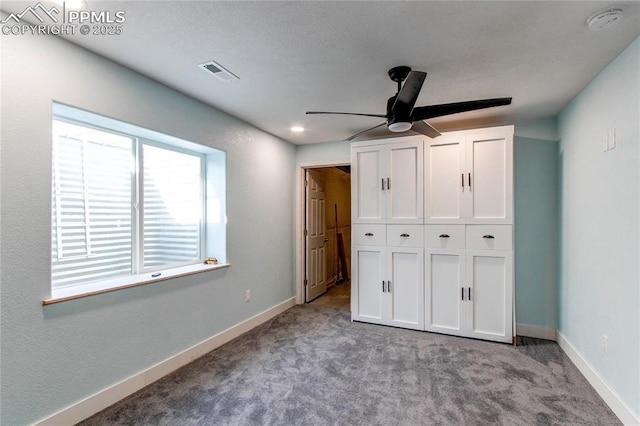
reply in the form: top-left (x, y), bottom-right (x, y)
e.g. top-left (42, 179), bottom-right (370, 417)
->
top-left (558, 36), bottom-right (639, 417)
top-left (0, 31), bottom-right (296, 424)
top-left (296, 140), bottom-right (350, 165)
top-left (513, 133), bottom-right (559, 330)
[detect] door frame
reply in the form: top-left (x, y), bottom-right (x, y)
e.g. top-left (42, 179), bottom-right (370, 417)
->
top-left (295, 161), bottom-right (350, 304)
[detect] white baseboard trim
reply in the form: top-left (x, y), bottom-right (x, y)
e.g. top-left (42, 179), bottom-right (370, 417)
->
top-left (516, 323), bottom-right (557, 341)
top-left (556, 331), bottom-right (639, 425)
top-left (34, 297), bottom-right (297, 426)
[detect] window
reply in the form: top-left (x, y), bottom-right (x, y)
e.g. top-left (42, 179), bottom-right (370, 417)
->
top-left (50, 103), bottom-right (226, 301)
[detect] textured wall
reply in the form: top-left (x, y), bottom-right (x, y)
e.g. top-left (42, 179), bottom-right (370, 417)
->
top-left (0, 32), bottom-right (296, 424)
top-left (513, 135), bottom-right (559, 330)
top-left (558, 36), bottom-right (639, 417)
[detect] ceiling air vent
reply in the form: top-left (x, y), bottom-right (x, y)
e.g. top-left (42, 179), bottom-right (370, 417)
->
top-left (198, 60), bottom-right (239, 82)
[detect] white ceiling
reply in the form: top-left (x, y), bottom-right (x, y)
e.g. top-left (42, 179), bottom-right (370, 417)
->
top-left (3, 1), bottom-right (639, 144)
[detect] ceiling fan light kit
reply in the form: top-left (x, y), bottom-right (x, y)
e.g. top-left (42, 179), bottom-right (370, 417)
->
top-left (388, 120), bottom-right (412, 133)
top-left (306, 66), bottom-right (512, 141)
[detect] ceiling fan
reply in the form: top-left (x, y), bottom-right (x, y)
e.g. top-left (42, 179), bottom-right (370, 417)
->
top-left (306, 66), bottom-right (512, 141)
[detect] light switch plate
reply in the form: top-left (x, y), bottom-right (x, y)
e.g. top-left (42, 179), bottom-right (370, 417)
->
top-left (607, 129), bottom-right (616, 150)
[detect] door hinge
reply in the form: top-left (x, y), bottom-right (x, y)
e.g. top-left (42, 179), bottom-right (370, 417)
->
top-left (304, 180), bottom-right (308, 187)
top-left (304, 229), bottom-right (308, 236)
top-left (304, 279), bottom-right (308, 287)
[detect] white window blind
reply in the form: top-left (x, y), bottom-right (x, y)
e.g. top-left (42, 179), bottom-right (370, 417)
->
top-left (52, 118), bottom-right (207, 291)
top-left (52, 120), bottom-right (134, 288)
top-left (142, 144), bottom-right (203, 269)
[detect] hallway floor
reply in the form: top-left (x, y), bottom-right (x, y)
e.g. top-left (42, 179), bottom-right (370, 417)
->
top-left (310, 282), bottom-right (350, 309)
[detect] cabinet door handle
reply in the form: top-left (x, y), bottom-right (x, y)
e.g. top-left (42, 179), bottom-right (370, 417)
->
top-left (439, 234), bottom-right (450, 238)
top-left (387, 177), bottom-right (390, 190)
top-left (461, 173), bottom-right (464, 189)
top-left (381, 178), bottom-right (385, 190)
top-left (461, 287), bottom-right (465, 301)
top-left (365, 233), bottom-right (374, 236)
top-left (382, 281), bottom-right (386, 292)
top-left (482, 235), bottom-right (495, 239)
top-left (387, 281), bottom-right (391, 293)
top-left (468, 172), bottom-right (472, 188)
top-left (468, 287), bottom-right (472, 300)
top-left (400, 233), bottom-right (410, 237)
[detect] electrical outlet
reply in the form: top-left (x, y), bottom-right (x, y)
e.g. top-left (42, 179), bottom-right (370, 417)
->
top-left (601, 335), bottom-right (608, 354)
top-left (245, 289), bottom-right (251, 302)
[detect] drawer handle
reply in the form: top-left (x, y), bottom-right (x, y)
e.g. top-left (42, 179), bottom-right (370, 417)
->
top-left (365, 233), bottom-right (374, 237)
top-left (439, 234), bottom-right (450, 238)
top-left (400, 233), bottom-right (410, 237)
top-left (483, 235), bottom-right (495, 239)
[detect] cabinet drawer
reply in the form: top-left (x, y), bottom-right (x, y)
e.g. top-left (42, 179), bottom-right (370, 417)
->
top-left (425, 225), bottom-right (465, 249)
top-left (386, 225), bottom-right (423, 247)
top-left (466, 225), bottom-right (512, 250)
top-left (352, 224), bottom-right (386, 246)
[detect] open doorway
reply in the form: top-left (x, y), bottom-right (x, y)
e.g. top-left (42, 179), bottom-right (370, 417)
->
top-left (301, 165), bottom-right (351, 307)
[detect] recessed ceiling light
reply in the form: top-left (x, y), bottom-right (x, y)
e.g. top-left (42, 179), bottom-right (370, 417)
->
top-left (291, 126), bottom-right (305, 133)
top-left (587, 7), bottom-right (624, 30)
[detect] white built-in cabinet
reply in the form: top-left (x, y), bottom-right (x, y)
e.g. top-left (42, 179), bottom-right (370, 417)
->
top-left (424, 224), bottom-right (513, 343)
top-left (424, 126), bottom-right (513, 224)
top-left (352, 224), bottom-right (424, 330)
top-left (352, 138), bottom-right (423, 224)
top-left (351, 126), bottom-right (514, 344)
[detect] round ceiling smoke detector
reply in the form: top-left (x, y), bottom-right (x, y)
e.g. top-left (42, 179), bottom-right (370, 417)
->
top-left (587, 7), bottom-right (624, 30)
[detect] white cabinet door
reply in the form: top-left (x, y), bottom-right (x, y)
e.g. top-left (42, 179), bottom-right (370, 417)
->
top-left (425, 249), bottom-right (465, 336)
top-left (387, 140), bottom-right (423, 223)
top-left (424, 136), bottom-right (466, 223)
top-left (351, 137), bottom-right (423, 224)
top-left (352, 146), bottom-right (385, 223)
top-left (425, 249), bottom-right (513, 343)
top-left (466, 131), bottom-right (513, 223)
top-left (425, 126), bottom-right (513, 224)
top-left (386, 247), bottom-right (424, 330)
top-left (466, 250), bottom-right (513, 343)
top-left (351, 245), bottom-right (385, 324)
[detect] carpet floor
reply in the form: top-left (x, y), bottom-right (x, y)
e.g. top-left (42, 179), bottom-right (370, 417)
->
top-left (79, 291), bottom-right (620, 425)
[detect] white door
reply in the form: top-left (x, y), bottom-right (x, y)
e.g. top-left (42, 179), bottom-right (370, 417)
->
top-left (351, 245), bottom-right (385, 324)
top-left (305, 170), bottom-right (328, 302)
top-left (466, 250), bottom-right (513, 343)
top-left (351, 145), bottom-right (385, 223)
top-left (424, 136), bottom-right (466, 223)
top-left (386, 247), bottom-right (424, 330)
top-left (387, 140), bottom-right (423, 223)
top-left (425, 249), bottom-right (465, 336)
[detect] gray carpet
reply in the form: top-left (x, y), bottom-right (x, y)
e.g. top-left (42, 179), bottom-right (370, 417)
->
top-left (79, 302), bottom-right (620, 425)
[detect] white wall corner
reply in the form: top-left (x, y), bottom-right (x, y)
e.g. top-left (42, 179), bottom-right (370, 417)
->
top-left (557, 331), bottom-right (640, 426)
top-left (516, 323), bottom-right (557, 341)
top-left (33, 297), bottom-right (297, 426)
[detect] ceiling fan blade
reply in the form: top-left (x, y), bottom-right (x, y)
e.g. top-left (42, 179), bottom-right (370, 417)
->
top-left (392, 71), bottom-right (427, 115)
top-left (345, 122), bottom-right (387, 141)
top-left (411, 97), bottom-right (512, 121)
top-left (412, 120), bottom-right (441, 138)
top-left (306, 111), bottom-right (387, 118)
